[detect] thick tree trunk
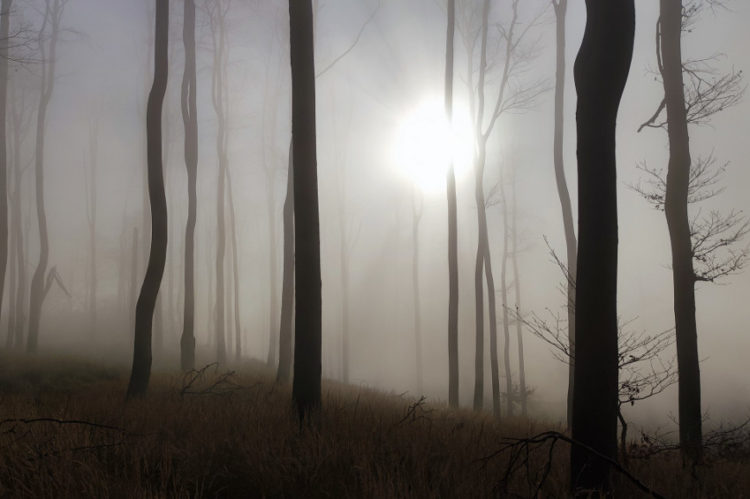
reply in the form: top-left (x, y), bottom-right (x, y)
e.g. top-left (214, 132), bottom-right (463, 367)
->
top-left (276, 142), bottom-right (294, 383)
top-left (126, 0), bottom-right (169, 399)
top-left (570, 0), bottom-right (634, 493)
top-left (27, 0), bottom-right (62, 353)
top-left (445, 0), bottom-right (459, 410)
top-left (289, 0), bottom-right (322, 419)
top-left (659, 0), bottom-right (702, 464)
top-left (552, 0), bottom-right (577, 431)
top-left (180, 0), bottom-right (197, 371)
top-left (266, 180), bottom-right (279, 366)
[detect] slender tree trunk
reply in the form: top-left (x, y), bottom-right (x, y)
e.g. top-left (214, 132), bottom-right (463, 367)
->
top-left (445, 0), bottom-right (459, 409)
top-left (276, 142), bottom-right (294, 383)
top-left (27, 0), bottom-right (62, 353)
top-left (511, 175), bottom-right (527, 416)
top-left (570, 0), bottom-right (634, 493)
top-left (266, 178), bottom-right (279, 365)
top-left (226, 165), bottom-right (241, 361)
top-left (130, 228), bottom-right (139, 333)
top-left (411, 188), bottom-right (423, 393)
top-left (472, 0), bottom-right (491, 413)
top-left (126, 0), bottom-right (169, 399)
top-left (500, 179), bottom-right (513, 417)
top-left (289, 0), bottom-right (322, 419)
top-left (659, 0), bottom-right (702, 464)
top-left (0, 0), bottom-right (11, 331)
top-left (86, 120), bottom-right (98, 336)
top-left (209, 1), bottom-right (228, 365)
top-left (552, 0), bottom-right (577, 431)
top-left (180, 0), bottom-right (197, 371)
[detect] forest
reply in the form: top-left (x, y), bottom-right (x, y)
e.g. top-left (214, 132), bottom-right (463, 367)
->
top-left (0, 0), bottom-right (749, 496)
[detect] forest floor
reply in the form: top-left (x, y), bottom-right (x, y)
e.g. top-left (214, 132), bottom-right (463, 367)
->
top-left (0, 352), bottom-right (747, 498)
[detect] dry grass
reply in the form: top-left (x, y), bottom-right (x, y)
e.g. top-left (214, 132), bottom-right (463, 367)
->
top-left (0, 353), bottom-right (747, 498)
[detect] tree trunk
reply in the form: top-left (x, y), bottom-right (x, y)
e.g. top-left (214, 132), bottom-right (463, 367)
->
top-left (500, 179), bottom-right (512, 418)
top-left (659, 0), bottom-right (703, 464)
top-left (289, 0), bottom-right (322, 420)
top-left (276, 142), bottom-right (294, 383)
top-left (445, 0), bottom-right (459, 409)
top-left (570, 0), bottom-right (634, 493)
top-left (511, 175), bottom-right (527, 416)
top-left (0, 0), bottom-right (11, 334)
top-left (209, 1), bottom-right (228, 365)
top-left (226, 165), bottom-right (241, 361)
top-left (130, 227), bottom-right (139, 333)
top-left (266, 178), bottom-right (279, 366)
top-left (411, 189), bottom-right (423, 393)
top-left (552, 0), bottom-right (577, 431)
top-left (87, 120), bottom-right (98, 336)
top-left (27, 0), bottom-right (62, 353)
top-left (126, 0), bottom-right (169, 399)
top-left (180, 0), bottom-right (197, 371)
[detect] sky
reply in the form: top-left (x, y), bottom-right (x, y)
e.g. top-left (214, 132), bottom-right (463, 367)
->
top-left (8, 0), bottom-right (750, 431)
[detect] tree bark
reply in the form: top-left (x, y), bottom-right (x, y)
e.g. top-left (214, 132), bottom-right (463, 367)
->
top-left (289, 0), bottom-right (322, 419)
top-left (570, 0), bottom-right (634, 493)
top-left (552, 0), bottom-right (577, 431)
top-left (126, 0), bottom-right (169, 399)
top-left (445, 0), bottom-right (459, 409)
top-left (180, 0), bottom-right (197, 371)
top-left (276, 142), bottom-right (294, 383)
top-left (659, 0), bottom-right (702, 464)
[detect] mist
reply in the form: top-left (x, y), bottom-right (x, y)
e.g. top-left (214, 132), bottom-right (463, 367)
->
top-left (3, 1), bottom-right (750, 492)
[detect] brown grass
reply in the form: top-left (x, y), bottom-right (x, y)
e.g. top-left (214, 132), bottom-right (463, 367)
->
top-left (0, 353), bottom-right (747, 498)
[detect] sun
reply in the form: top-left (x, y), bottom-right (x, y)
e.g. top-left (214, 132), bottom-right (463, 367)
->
top-left (392, 97), bottom-right (474, 194)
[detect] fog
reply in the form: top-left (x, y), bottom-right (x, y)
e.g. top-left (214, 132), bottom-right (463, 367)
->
top-left (6, 0), bottom-right (750, 433)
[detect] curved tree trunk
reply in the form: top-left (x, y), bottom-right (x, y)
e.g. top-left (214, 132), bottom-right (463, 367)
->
top-left (27, 0), bottom-right (62, 354)
top-left (570, 0), bottom-right (634, 493)
top-left (180, 0), bottom-right (197, 371)
top-left (276, 142), bottom-right (294, 383)
top-left (289, 0), bottom-right (322, 420)
top-left (552, 0), bottom-right (577, 431)
top-left (445, 0), bottom-right (458, 409)
top-left (659, 0), bottom-right (702, 464)
top-left (126, 0), bottom-right (169, 399)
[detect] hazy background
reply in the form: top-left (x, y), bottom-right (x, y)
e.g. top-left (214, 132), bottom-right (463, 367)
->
top-left (10, 0), bottom-right (750, 432)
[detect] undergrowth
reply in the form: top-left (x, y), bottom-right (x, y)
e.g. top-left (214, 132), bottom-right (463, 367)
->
top-left (0, 353), bottom-right (746, 498)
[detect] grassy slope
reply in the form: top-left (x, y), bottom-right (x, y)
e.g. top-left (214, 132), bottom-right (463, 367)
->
top-left (0, 353), bottom-right (746, 498)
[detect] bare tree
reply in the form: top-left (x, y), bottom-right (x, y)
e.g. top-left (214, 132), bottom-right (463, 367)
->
top-left (180, 0), bottom-right (198, 371)
top-left (0, 0), bottom-right (11, 330)
top-left (510, 174), bottom-right (527, 416)
top-left (635, 0), bottom-right (746, 464)
top-left (226, 165), bottom-right (241, 361)
top-left (570, 0), bottom-right (634, 493)
top-left (551, 0), bottom-right (576, 430)
top-left (276, 143), bottom-right (294, 383)
top-left (83, 117), bottom-right (98, 336)
top-left (445, 0), bottom-right (459, 409)
top-left (207, 0), bottom-right (230, 364)
top-left (26, 0), bottom-right (67, 353)
top-left (126, 0), bottom-right (169, 399)
top-left (458, 0), bottom-right (548, 416)
top-left (289, 0), bottom-right (321, 419)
